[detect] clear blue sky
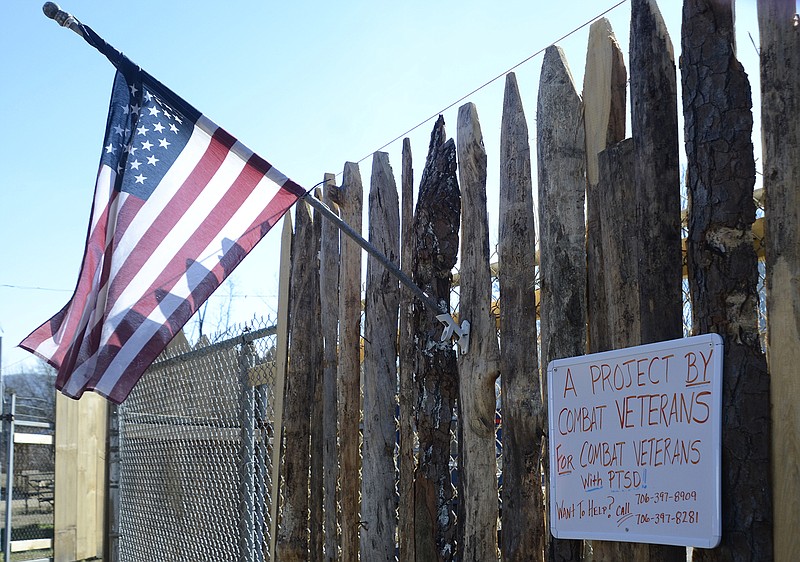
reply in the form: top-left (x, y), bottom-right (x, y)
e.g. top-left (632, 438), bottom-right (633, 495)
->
top-left (0, 1), bottom-right (762, 374)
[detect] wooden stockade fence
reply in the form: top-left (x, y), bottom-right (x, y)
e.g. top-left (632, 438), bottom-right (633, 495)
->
top-left (48, 2), bottom-right (796, 562)
top-left (268, 1), bottom-right (793, 561)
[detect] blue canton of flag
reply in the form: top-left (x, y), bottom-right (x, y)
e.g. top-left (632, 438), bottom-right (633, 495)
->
top-left (102, 74), bottom-right (192, 201)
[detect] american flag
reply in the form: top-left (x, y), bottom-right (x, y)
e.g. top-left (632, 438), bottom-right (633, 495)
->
top-left (21, 37), bottom-right (305, 404)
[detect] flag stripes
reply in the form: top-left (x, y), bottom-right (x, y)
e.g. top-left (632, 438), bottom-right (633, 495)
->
top-left (21, 62), bottom-right (304, 403)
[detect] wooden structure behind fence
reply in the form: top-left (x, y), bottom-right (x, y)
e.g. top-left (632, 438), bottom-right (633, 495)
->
top-left (267, 1), bottom-right (795, 561)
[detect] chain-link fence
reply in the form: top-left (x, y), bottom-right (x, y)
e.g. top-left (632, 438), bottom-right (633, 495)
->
top-left (116, 318), bottom-right (280, 562)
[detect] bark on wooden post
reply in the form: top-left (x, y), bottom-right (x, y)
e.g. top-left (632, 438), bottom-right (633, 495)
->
top-left (336, 162), bottom-right (364, 562)
top-left (277, 201), bottom-right (320, 561)
top-left (630, 0), bottom-right (683, 348)
top-left (592, 141), bottom-right (649, 562)
top-left (398, 138), bottom-right (416, 561)
top-left (598, 139), bottom-right (640, 349)
top-left (681, 1), bottom-right (773, 560)
top-left (597, 139), bottom-right (641, 349)
top-left (455, 102), bottom-right (500, 561)
top-left (759, 2), bottom-right (800, 558)
top-left (361, 152), bottom-right (401, 561)
top-left (499, 72), bottom-right (543, 562)
top-left (319, 174), bottom-right (340, 561)
top-left (583, 18), bottom-right (627, 355)
top-left (630, 4), bottom-right (685, 560)
top-left (412, 116), bottom-right (460, 562)
top-left (536, 45), bottom-right (586, 562)
top-left (310, 190), bottom-right (325, 562)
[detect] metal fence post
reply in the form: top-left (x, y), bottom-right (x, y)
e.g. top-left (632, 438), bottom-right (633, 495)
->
top-left (239, 343), bottom-right (257, 562)
top-left (3, 393), bottom-right (16, 561)
top-left (105, 402), bottom-right (120, 562)
top-left (254, 384), bottom-right (268, 559)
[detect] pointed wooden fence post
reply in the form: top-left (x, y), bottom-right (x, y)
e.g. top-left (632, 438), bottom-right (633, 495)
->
top-left (583, 18), bottom-right (627, 356)
top-left (630, 0), bottom-right (683, 347)
top-left (682, 1), bottom-right (772, 560)
top-left (336, 162), bottom-right (364, 562)
top-left (268, 216), bottom-right (292, 562)
top-left (310, 190), bottom-right (325, 562)
top-left (411, 116), bottom-right (460, 562)
top-left (456, 101), bottom-right (500, 561)
top-left (758, 1), bottom-right (800, 558)
top-left (499, 72), bottom-right (544, 562)
top-left (398, 138), bottom-right (416, 561)
top-left (582, 18), bottom-right (637, 562)
top-left (630, 4), bottom-right (685, 559)
top-left (361, 152), bottom-right (401, 561)
top-left (319, 173), bottom-right (341, 562)
top-left (277, 200), bottom-right (321, 561)
top-left (537, 45), bottom-right (586, 562)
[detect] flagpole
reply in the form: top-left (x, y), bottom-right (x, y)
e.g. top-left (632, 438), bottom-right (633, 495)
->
top-left (41, 2), bottom-right (470, 353)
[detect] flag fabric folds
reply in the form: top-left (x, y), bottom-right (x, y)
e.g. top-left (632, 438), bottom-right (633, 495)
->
top-left (20, 27), bottom-right (305, 404)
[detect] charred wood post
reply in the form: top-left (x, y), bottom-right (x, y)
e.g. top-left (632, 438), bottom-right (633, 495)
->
top-left (411, 116), bottom-right (460, 562)
top-left (682, 1), bottom-right (772, 560)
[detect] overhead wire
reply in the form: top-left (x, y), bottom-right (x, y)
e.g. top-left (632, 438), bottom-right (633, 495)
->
top-left (350, 0), bottom-right (628, 168)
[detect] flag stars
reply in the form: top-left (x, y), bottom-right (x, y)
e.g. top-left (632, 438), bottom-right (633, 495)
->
top-left (130, 104), bottom-right (140, 115)
top-left (169, 124), bottom-right (179, 133)
top-left (148, 106), bottom-right (161, 117)
top-left (137, 125), bottom-right (150, 136)
top-left (113, 125), bottom-right (125, 136)
top-left (130, 159), bottom-right (142, 170)
top-left (134, 173), bottom-right (147, 184)
top-left (158, 138), bottom-right (171, 149)
top-left (129, 84), bottom-right (139, 97)
top-left (143, 91), bottom-right (153, 103)
top-left (141, 140), bottom-right (153, 151)
top-left (153, 122), bottom-right (165, 133)
top-left (105, 142), bottom-right (116, 154)
top-left (147, 155), bottom-right (159, 166)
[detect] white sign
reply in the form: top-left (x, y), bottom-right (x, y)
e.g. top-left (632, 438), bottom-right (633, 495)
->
top-left (547, 334), bottom-right (722, 548)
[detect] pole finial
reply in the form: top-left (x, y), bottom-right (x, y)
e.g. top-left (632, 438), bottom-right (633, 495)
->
top-left (42, 3), bottom-right (80, 32)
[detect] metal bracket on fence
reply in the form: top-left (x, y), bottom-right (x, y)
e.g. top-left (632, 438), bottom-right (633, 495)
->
top-left (437, 315), bottom-right (470, 355)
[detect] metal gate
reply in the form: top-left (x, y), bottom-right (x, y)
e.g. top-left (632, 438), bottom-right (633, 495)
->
top-left (1, 394), bottom-right (56, 562)
top-left (116, 321), bottom-right (280, 562)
